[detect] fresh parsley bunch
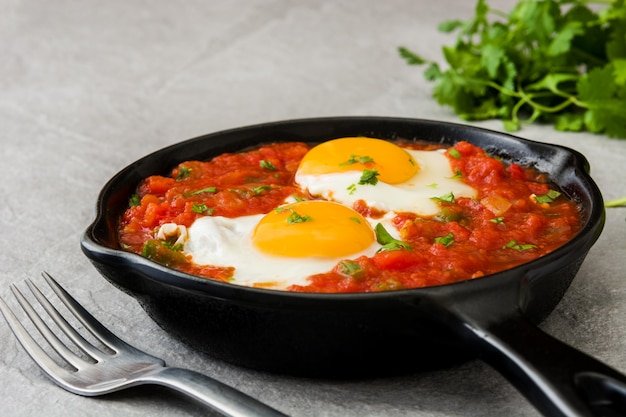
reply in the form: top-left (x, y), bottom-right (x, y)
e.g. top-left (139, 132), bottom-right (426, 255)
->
top-left (399, 0), bottom-right (626, 138)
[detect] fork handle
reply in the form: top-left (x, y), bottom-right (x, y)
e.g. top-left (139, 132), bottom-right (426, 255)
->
top-left (143, 366), bottom-right (289, 417)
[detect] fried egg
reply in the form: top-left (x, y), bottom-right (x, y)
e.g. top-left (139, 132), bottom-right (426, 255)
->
top-left (182, 201), bottom-right (398, 289)
top-left (295, 137), bottom-right (477, 215)
top-left (159, 137), bottom-right (478, 290)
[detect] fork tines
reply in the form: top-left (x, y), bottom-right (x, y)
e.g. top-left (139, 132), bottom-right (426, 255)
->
top-left (0, 273), bottom-right (115, 388)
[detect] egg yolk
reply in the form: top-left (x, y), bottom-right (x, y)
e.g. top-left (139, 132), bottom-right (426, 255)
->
top-left (296, 137), bottom-right (419, 184)
top-left (252, 201), bottom-right (375, 257)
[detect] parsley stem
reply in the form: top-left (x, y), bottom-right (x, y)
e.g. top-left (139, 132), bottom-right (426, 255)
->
top-left (486, 75), bottom-right (582, 114)
top-left (605, 197), bottom-right (626, 208)
top-left (482, 79), bottom-right (521, 98)
top-left (516, 82), bottom-right (578, 114)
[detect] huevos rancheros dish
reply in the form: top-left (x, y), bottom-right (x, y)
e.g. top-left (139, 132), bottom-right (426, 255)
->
top-left (117, 137), bottom-right (581, 292)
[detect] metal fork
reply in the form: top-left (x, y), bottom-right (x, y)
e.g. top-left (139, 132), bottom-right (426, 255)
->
top-left (0, 272), bottom-right (288, 417)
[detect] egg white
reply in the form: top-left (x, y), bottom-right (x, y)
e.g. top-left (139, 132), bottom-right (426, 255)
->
top-left (295, 149), bottom-right (477, 215)
top-left (181, 213), bottom-right (400, 290)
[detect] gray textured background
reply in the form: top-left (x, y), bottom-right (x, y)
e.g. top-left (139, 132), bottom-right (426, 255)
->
top-left (1, 1), bottom-right (625, 416)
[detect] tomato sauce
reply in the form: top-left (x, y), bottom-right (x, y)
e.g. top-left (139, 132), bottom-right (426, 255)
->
top-left (118, 140), bottom-right (582, 292)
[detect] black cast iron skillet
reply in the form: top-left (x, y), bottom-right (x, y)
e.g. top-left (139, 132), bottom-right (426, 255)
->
top-left (81, 117), bottom-right (626, 417)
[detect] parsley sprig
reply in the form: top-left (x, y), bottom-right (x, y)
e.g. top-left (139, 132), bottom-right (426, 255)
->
top-left (399, 0), bottom-right (626, 138)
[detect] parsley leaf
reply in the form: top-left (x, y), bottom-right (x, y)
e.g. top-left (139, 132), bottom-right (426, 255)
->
top-left (375, 223), bottom-right (412, 252)
top-left (340, 154), bottom-right (375, 166)
top-left (273, 205), bottom-right (313, 224)
top-left (285, 209), bottom-right (313, 224)
top-left (337, 260), bottom-right (365, 281)
top-left (253, 185), bottom-right (272, 195)
top-left (129, 194), bottom-right (141, 207)
top-left (398, 47), bottom-right (427, 65)
top-left (359, 169), bottom-right (380, 185)
top-left (191, 203), bottom-right (214, 215)
top-left (503, 240), bottom-right (538, 252)
top-left (259, 160), bottom-right (277, 170)
top-left (348, 169), bottom-right (380, 194)
top-left (448, 148), bottom-right (462, 159)
top-left (434, 233), bottom-right (455, 247)
top-left (490, 216), bottom-right (505, 225)
top-left (188, 187), bottom-right (217, 196)
top-left (176, 166), bottom-right (192, 180)
top-left (534, 189), bottom-right (561, 204)
top-left (399, 0), bottom-right (626, 138)
top-left (431, 192), bottom-right (456, 204)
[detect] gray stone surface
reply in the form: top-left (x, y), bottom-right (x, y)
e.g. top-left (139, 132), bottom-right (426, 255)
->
top-left (1, 0), bottom-right (625, 416)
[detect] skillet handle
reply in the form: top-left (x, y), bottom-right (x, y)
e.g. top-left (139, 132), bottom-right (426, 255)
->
top-left (464, 313), bottom-right (626, 417)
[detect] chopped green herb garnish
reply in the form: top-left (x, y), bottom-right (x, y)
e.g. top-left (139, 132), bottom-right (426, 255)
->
top-left (191, 203), bottom-right (214, 215)
top-left (129, 194), bottom-right (141, 207)
top-left (449, 169), bottom-right (463, 179)
top-left (503, 240), bottom-right (538, 252)
top-left (176, 166), bottom-right (192, 180)
top-left (358, 169), bottom-right (379, 185)
top-left (188, 187), bottom-right (217, 196)
top-left (375, 223), bottom-right (412, 252)
top-left (276, 207), bottom-right (313, 224)
top-left (347, 169), bottom-right (380, 194)
top-left (534, 190), bottom-right (561, 204)
top-left (259, 160), bottom-right (277, 170)
top-left (141, 240), bottom-right (187, 267)
top-left (448, 148), bottom-right (462, 159)
top-left (490, 216), bottom-right (505, 225)
top-left (253, 185), bottom-right (272, 195)
top-left (432, 192), bottom-right (455, 203)
top-left (286, 209), bottom-right (313, 224)
top-left (377, 279), bottom-right (403, 291)
top-left (434, 232), bottom-right (455, 247)
top-left (337, 260), bottom-right (365, 281)
top-left (349, 216), bottom-right (361, 224)
top-left (340, 154), bottom-right (375, 166)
